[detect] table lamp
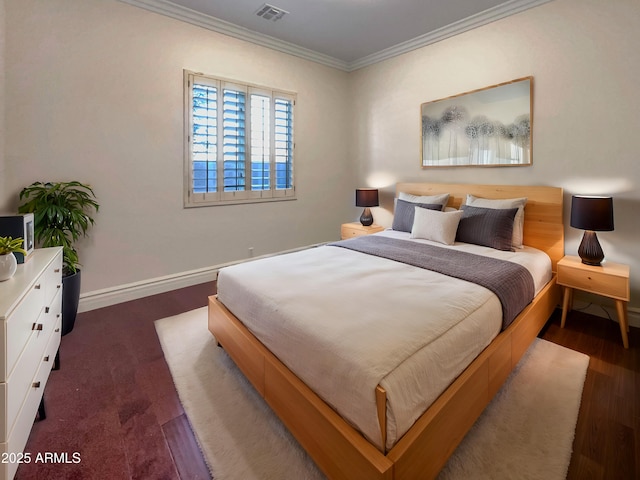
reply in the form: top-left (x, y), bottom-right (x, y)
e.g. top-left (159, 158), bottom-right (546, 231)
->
top-left (570, 195), bottom-right (614, 266)
top-left (355, 188), bottom-right (379, 226)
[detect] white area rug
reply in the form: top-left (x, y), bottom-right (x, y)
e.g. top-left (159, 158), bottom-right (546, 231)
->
top-left (155, 307), bottom-right (589, 480)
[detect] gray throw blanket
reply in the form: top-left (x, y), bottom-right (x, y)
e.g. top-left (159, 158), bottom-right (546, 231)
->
top-left (329, 236), bottom-right (534, 330)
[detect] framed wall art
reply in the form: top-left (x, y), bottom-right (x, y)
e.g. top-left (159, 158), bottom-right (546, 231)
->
top-left (421, 77), bottom-right (533, 168)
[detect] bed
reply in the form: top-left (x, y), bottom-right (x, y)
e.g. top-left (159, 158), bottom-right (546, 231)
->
top-left (208, 182), bottom-right (564, 480)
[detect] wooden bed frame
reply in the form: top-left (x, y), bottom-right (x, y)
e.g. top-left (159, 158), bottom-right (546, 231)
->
top-left (208, 183), bottom-right (564, 480)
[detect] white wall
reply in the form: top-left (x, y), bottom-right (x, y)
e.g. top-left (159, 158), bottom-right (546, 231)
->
top-left (349, 0), bottom-right (640, 311)
top-left (4, 0), bottom-right (353, 295)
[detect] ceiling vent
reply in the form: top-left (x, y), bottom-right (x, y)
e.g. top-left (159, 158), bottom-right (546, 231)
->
top-left (255, 3), bottom-right (289, 22)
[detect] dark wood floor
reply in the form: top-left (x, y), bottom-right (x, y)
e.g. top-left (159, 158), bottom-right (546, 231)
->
top-left (540, 307), bottom-right (640, 479)
top-left (16, 282), bottom-right (215, 480)
top-left (15, 282), bottom-right (639, 479)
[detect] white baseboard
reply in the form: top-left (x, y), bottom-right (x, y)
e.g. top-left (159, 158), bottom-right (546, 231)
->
top-left (78, 243), bottom-right (326, 313)
top-left (78, 266), bottom-right (218, 313)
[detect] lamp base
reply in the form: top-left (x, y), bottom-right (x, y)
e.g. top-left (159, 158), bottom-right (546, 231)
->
top-left (578, 230), bottom-right (605, 266)
top-left (359, 207), bottom-right (373, 226)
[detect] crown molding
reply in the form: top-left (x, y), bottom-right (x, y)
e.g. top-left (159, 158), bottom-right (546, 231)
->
top-left (118, 0), bottom-right (552, 72)
top-left (117, 0), bottom-right (350, 71)
top-left (348, 0), bottom-right (553, 71)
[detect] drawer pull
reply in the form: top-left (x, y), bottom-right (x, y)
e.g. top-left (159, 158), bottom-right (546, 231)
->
top-left (32, 323), bottom-right (44, 331)
top-left (32, 382), bottom-right (41, 388)
top-left (54, 268), bottom-right (61, 273)
top-left (45, 306), bottom-right (50, 313)
top-left (34, 284), bottom-right (42, 290)
top-left (44, 355), bottom-right (50, 362)
top-left (57, 284), bottom-right (61, 289)
top-left (55, 328), bottom-right (60, 333)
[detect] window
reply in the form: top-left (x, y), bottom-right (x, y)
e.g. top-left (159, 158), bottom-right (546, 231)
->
top-left (184, 71), bottom-right (295, 206)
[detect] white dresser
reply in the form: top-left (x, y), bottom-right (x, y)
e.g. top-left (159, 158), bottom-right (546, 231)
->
top-left (0, 248), bottom-right (62, 480)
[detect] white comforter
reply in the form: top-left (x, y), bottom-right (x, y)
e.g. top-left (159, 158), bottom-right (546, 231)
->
top-left (216, 231), bottom-right (551, 451)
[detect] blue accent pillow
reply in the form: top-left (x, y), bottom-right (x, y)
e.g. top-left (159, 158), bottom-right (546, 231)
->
top-left (392, 199), bottom-right (443, 232)
top-left (456, 205), bottom-right (518, 251)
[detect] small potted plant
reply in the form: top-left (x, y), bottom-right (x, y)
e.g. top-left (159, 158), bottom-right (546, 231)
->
top-left (18, 181), bottom-right (99, 334)
top-left (0, 236), bottom-right (28, 281)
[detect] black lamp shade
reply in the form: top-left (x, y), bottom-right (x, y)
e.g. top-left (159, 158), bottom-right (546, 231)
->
top-left (570, 196), bottom-right (614, 231)
top-left (355, 189), bottom-right (379, 207)
top-left (355, 188), bottom-right (379, 226)
top-left (570, 195), bottom-right (614, 266)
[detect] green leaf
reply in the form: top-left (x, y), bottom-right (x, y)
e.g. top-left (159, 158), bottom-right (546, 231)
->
top-left (17, 181), bottom-right (99, 273)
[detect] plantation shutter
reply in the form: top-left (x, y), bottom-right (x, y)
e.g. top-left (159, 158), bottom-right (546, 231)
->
top-left (250, 91), bottom-right (271, 195)
top-left (274, 95), bottom-right (294, 197)
top-left (189, 76), bottom-right (219, 202)
top-left (220, 83), bottom-right (247, 200)
top-left (185, 71), bottom-right (295, 206)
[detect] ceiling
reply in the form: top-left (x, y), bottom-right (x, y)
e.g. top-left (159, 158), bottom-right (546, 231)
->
top-left (121, 0), bottom-right (552, 70)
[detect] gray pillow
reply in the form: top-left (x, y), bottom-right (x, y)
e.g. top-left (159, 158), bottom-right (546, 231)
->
top-left (456, 205), bottom-right (518, 251)
top-left (465, 195), bottom-right (527, 248)
top-left (392, 199), bottom-right (443, 232)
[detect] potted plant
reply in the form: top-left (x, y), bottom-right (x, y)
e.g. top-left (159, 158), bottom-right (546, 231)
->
top-left (18, 181), bottom-right (99, 335)
top-left (0, 236), bottom-right (28, 281)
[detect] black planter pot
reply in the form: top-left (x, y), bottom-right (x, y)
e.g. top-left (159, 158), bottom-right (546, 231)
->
top-left (61, 269), bottom-right (81, 336)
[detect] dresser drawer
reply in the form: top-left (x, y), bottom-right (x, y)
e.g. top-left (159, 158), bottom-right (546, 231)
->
top-left (37, 310), bottom-right (61, 390)
top-left (42, 313), bottom-right (62, 373)
top-left (0, 324), bottom-right (60, 480)
top-left (0, 292), bottom-right (61, 442)
top-left (2, 284), bottom-right (45, 382)
top-left (40, 290), bottom-right (62, 341)
top-left (43, 260), bottom-right (63, 308)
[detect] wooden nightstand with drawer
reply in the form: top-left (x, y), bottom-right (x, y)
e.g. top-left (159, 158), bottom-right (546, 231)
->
top-left (340, 222), bottom-right (384, 240)
top-left (557, 255), bottom-right (630, 348)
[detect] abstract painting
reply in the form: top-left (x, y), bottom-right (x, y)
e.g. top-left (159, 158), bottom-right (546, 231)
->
top-left (421, 77), bottom-right (533, 167)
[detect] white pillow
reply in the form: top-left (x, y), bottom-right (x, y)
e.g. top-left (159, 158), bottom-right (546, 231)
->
top-left (465, 194), bottom-right (527, 248)
top-left (410, 207), bottom-right (464, 245)
top-left (398, 191), bottom-right (450, 207)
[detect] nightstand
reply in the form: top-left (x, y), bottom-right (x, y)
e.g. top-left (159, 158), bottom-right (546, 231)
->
top-left (340, 222), bottom-right (384, 240)
top-left (557, 255), bottom-right (630, 348)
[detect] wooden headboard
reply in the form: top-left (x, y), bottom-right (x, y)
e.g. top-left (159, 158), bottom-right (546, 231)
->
top-left (396, 182), bottom-right (564, 271)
